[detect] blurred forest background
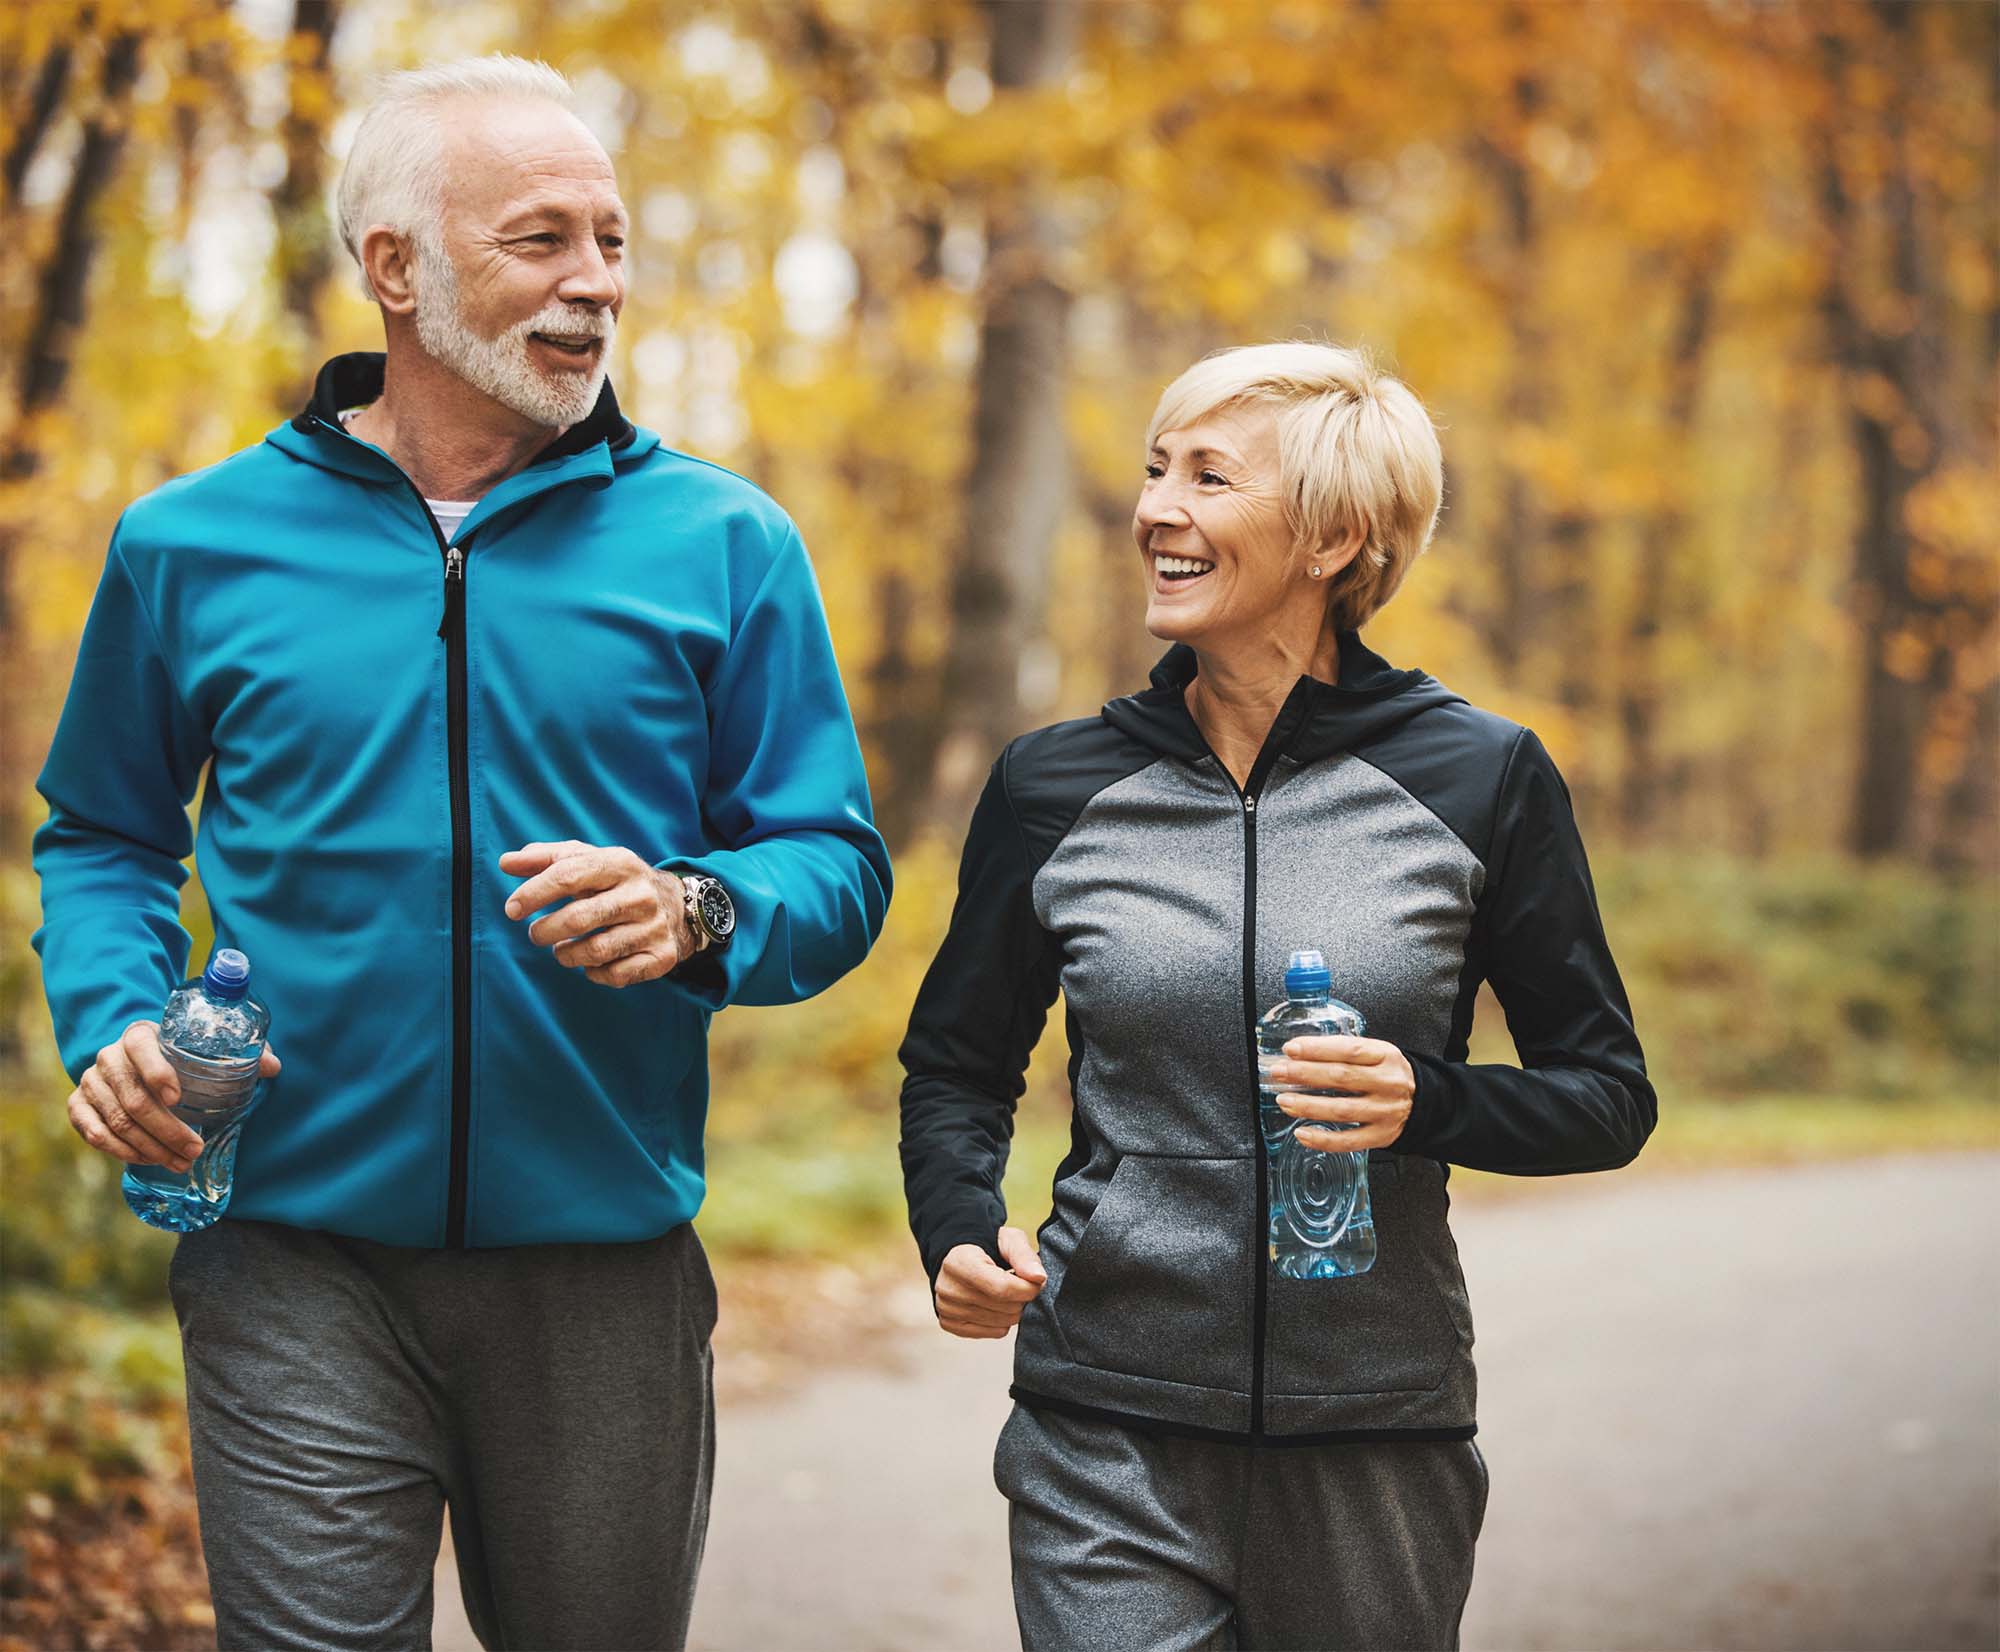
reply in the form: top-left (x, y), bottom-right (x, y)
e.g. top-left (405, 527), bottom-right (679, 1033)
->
top-left (1, 0), bottom-right (1995, 1645)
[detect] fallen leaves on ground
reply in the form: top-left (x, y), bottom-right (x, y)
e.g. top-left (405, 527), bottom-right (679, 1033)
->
top-left (0, 1381), bottom-right (213, 1652)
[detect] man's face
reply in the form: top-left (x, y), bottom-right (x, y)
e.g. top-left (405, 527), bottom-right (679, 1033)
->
top-left (411, 98), bottom-right (628, 429)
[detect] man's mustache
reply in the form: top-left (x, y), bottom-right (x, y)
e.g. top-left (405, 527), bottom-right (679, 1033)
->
top-left (520, 314), bottom-right (614, 342)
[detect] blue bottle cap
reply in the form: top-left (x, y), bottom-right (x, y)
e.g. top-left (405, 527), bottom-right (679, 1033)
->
top-left (203, 948), bottom-right (251, 1001)
top-left (1284, 949), bottom-right (1332, 998)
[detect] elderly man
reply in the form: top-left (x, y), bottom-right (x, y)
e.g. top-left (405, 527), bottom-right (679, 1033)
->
top-left (31, 55), bottom-right (890, 1652)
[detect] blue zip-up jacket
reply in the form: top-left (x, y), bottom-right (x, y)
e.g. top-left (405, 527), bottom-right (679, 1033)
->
top-left (32, 353), bottom-right (892, 1248)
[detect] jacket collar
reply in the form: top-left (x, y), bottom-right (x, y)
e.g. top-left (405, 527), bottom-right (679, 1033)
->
top-left (289, 351), bottom-right (636, 463)
top-left (1143, 634), bottom-right (1426, 701)
top-left (1103, 633), bottom-right (1464, 769)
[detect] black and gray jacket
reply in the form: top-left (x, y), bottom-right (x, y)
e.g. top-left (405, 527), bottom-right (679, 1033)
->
top-left (898, 634), bottom-right (1655, 1445)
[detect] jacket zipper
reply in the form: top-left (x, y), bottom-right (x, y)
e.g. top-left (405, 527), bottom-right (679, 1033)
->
top-left (1195, 700), bottom-right (1302, 1442)
top-left (311, 411), bottom-right (476, 1248)
top-left (435, 540), bottom-right (473, 1250)
top-left (1239, 785), bottom-right (1269, 1438)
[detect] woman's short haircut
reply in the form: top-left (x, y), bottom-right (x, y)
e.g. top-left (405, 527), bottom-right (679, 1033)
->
top-left (337, 55), bottom-right (576, 301)
top-left (1145, 342), bottom-right (1444, 631)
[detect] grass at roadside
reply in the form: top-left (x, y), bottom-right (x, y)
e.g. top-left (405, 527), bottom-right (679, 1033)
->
top-left (1446, 1093), bottom-right (1998, 1202)
top-left (1582, 1092), bottom-right (1997, 1166)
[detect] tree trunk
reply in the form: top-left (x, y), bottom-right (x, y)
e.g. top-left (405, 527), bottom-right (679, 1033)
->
top-left (5, 31), bottom-right (142, 436)
top-left (864, 568), bottom-right (930, 848)
top-left (1544, 508), bottom-right (1592, 716)
top-left (1619, 249), bottom-right (1719, 844)
top-left (744, 7), bottom-right (968, 851)
top-left (924, 0), bottom-right (1077, 833)
top-left (1819, 9), bottom-right (1946, 860)
top-left (841, 26), bottom-right (956, 848)
top-left (1474, 107), bottom-right (1540, 686)
top-left (1920, 5), bottom-right (2000, 874)
top-left (273, 0), bottom-right (342, 396)
top-left (0, 25), bottom-right (144, 1072)
top-left (2, 39), bottom-right (74, 214)
top-left (1935, 669), bottom-right (1999, 876)
top-left (1089, 483), bottom-right (1151, 703)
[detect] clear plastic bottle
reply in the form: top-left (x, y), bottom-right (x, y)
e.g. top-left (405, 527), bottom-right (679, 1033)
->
top-left (121, 948), bottom-right (271, 1233)
top-left (1256, 949), bottom-right (1377, 1278)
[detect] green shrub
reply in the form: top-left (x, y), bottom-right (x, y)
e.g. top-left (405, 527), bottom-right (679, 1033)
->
top-left (1596, 852), bottom-right (1999, 1101)
top-left (0, 1086), bottom-right (177, 1310)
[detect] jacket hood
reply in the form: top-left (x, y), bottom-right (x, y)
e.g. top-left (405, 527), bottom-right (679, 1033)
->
top-left (1101, 634), bottom-right (1467, 768)
top-left (264, 351), bottom-right (654, 483)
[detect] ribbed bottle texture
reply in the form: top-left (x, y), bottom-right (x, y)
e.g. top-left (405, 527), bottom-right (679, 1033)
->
top-left (1255, 949), bottom-right (1377, 1278)
top-left (121, 949), bottom-right (271, 1233)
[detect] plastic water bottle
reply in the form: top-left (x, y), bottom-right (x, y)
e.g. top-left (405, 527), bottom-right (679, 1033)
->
top-left (1256, 949), bottom-right (1376, 1278)
top-left (121, 948), bottom-right (271, 1233)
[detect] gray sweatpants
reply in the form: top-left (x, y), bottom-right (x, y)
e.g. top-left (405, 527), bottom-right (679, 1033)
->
top-left (994, 1403), bottom-right (1487, 1652)
top-left (169, 1217), bottom-right (717, 1652)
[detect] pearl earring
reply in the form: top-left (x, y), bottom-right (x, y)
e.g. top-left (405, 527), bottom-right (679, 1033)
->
top-left (1310, 564), bottom-right (1323, 578)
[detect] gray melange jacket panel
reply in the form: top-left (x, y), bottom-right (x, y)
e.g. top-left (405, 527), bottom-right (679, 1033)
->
top-left (1253, 752), bottom-right (1483, 1056)
top-left (901, 634), bottom-right (1655, 1445)
top-left (1256, 754), bottom-right (1481, 1428)
top-left (1020, 756), bottom-right (1253, 1415)
top-left (1015, 747), bottom-right (1484, 1437)
top-left (1030, 755), bottom-right (1249, 1159)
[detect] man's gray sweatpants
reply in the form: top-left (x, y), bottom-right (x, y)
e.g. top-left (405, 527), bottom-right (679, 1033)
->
top-left (995, 1403), bottom-right (1487, 1652)
top-left (169, 1217), bottom-right (717, 1652)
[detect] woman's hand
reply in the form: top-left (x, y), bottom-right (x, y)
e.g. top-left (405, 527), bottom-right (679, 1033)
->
top-left (934, 1227), bottom-right (1046, 1339)
top-left (1267, 1034), bottom-right (1416, 1152)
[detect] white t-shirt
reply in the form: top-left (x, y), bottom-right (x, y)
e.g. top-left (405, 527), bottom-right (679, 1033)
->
top-left (337, 407), bottom-right (476, 542)
top-left (425, 498), bottom-right (476, 541)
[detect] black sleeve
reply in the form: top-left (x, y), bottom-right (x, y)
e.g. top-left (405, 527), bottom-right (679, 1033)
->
top-left (1400, 728), bottom-right (1657, 1174)
top-left (898, 748), bottom-right (1065, 1283)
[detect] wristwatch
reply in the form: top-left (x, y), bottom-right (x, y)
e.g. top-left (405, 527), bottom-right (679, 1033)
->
top-left (680, 873), bottom-right (735, 953)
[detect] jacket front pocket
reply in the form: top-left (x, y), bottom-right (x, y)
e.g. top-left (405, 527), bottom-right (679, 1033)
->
top-left (1263, 1159), bottom-right (1463, 1397)
top-left (1049, 1153), bottom-right (1252, 1394)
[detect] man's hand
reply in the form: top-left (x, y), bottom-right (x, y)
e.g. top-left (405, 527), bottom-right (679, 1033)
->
top-left (68, 1019), bottom-right (282, 1169)
top-left (1266, 1034), bottom-right (1417, 1152)
top-left (934, 1227), bottom-right (1046, 1340)
top-left (500, 840), bottom-right (696, 989)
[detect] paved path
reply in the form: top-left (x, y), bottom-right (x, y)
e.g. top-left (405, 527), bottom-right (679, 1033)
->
top-left (436, 1155), bottom-right (2000, 1650)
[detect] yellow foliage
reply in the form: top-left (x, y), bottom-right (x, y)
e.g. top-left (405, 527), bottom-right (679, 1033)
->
top-left (0, 0), bottom-right (1992, 880)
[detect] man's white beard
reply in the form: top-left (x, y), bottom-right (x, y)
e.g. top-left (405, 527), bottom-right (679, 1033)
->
top-left (412, 246), bottom-right (613, 429)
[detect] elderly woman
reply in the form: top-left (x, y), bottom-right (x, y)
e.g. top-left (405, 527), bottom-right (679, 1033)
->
top-left (898, 342), bottom-right (1654, 1649)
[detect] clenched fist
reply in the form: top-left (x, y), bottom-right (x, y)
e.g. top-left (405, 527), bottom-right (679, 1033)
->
top-left (934, 1227), bottom-right (1046, 1340)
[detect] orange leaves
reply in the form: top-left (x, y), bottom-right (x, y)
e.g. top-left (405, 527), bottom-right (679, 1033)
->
top-left (1905, 466), bottom-right (2000, 595)
top-left (1880, 626), bottom-right (1934, 685)
top-left (0, 0), bottom-right (1991, 868)
top-left (0, 1372), bottom-right (214, 1652)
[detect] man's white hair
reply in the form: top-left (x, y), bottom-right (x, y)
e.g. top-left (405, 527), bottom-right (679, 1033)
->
top-left (1146, 341), bottom-right (1445, 632)
top-left (337, 54), bottom-right (577, 301)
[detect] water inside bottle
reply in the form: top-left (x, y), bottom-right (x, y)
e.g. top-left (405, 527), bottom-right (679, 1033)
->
top-left (121, 953), bottom-right (269, 1233)
top-left (1256, 951), bottom-right (1377, 1279)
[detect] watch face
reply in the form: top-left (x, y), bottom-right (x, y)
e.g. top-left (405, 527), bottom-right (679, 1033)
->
top-left (697, 879), bottom-right (735, 940)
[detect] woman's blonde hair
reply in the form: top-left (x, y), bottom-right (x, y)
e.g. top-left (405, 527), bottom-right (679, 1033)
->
top-left (1145, 342), bottom-right (1444, 631)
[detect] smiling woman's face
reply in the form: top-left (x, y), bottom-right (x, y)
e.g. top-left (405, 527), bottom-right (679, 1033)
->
top-left (1134, 404), bottom-right (1318, 653)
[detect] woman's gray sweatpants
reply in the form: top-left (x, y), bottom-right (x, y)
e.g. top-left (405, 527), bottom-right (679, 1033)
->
top-left (994, 1403), bottom-right (1487, 1652)
top-left (169, 1217), bottom-right (717, 1652)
